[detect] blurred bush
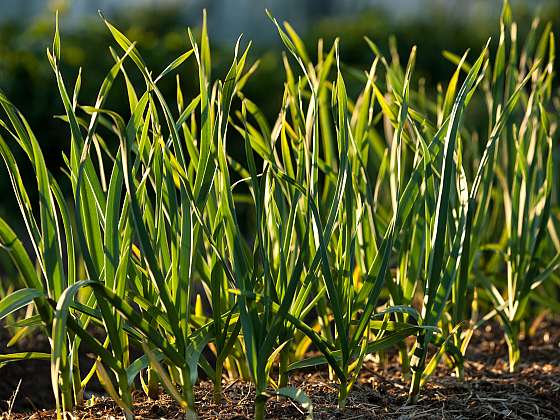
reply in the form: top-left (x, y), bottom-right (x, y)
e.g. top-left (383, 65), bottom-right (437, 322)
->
top-left (0, 1), bottom-right (558, 223)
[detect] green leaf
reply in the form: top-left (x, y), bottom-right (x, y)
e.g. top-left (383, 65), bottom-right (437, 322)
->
top-left (275, 387), bottom-right (313, 420)
top-left (0, 288), bottom-right (43, 320)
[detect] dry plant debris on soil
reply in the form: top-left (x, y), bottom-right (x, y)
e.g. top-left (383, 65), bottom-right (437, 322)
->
top-left (3, 320), bottom-right (559, 419)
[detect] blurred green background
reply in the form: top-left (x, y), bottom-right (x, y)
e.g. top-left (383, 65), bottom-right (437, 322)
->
top-left (0, 0), bottom-right (559, 227)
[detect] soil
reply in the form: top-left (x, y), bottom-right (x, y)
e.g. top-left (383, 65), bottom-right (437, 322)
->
top-left (1, 319), bottom-right (559, 419)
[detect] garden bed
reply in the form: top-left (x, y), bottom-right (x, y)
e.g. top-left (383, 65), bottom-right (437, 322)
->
top-left (3, 319), bottom-right (559, 419)
top-left (0, 5), bottom-right (559, 420)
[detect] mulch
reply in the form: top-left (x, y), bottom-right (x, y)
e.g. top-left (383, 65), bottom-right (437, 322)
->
top-left (1, 319), bottom-right (559, 419)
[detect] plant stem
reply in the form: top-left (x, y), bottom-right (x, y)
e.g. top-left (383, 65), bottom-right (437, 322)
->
top-left (213, 366), bottom-right (222, 404)
top-left (118, 371), bottom-right (134, 420)
top-left (399, 343), bottom-right (410, 378)
top-left (278, 349), bottom-right (289, 389)
top-left (61, 361), bottom-right (74, 414)
top-left (338, 379), bottom-right (348, 410)
top-left (407, 369), bottom-right (422, 404)
top-left (505, 330), bottom-right (520, 372)
top-left (454, 363), bottom-right (464, 380)
top-left (72, 358), bottom-right (83, 406)
top-left (182, 366), bottom-right (196, 411)
top-left (453, 333), bottom-right (463, 380)
top-left (147, 366), bottom-right (159, 400)
top-left (408, 337), bottom-right (426, 404)
top-left (254, 398), bottom-right (266, 420)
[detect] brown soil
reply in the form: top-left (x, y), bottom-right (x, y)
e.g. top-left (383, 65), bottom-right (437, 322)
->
top-left (1, 319), bottom-right (559, 419)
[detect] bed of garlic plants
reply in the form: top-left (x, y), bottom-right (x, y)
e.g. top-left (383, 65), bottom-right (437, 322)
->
top-left (0, 2), bottom-right (558, 419)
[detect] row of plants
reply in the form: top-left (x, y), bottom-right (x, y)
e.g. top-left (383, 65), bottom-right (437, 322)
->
top-left (0, 2), bottom-right (559, 418)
